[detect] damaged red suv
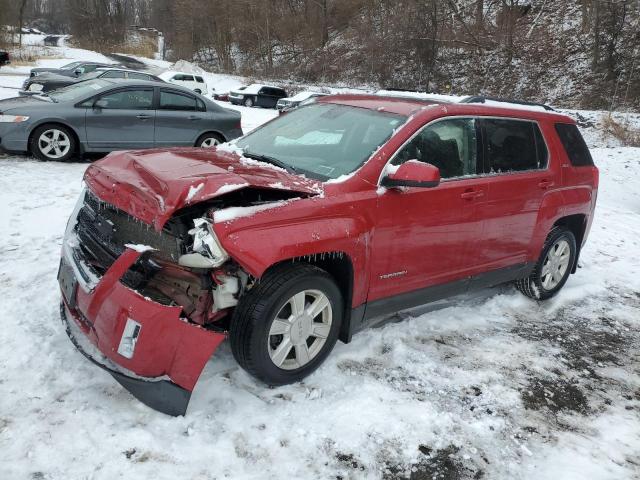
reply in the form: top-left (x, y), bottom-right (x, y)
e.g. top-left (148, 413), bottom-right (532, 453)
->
top-left (59, 95), bottom-right (598, 415)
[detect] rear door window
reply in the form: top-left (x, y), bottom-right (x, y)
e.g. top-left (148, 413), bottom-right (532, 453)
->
top-left (159, 89), bottom-right (200, 111)
top-left (554, 123), bottom-right (594, 166)
top-left (195, 76), bottom-right (204, 83)
top-left (96, 88), bottom-right (154, 109)
top-left (128, 72), bottom-right (153, 81)
top-left (481, 119), bottom-right (548, 173)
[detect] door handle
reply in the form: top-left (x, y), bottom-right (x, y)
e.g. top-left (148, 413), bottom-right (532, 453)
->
top-left (136, 114), bottom-right (152, 120)
top-left (538, 179), bottom-right (554, 189)
top-left (188, 115), bottom-right (200, 121)
top-left (460, 189), bottom-right (484, 200)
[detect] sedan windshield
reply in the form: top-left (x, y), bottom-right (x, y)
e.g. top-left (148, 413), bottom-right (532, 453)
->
top-left (235, 103), bottom-right (405, 180)
top-left (48, 79), bottom-right (111, 102)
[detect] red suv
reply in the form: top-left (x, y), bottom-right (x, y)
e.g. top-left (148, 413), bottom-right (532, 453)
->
top-left (58, 95), bottom-right (598, 415)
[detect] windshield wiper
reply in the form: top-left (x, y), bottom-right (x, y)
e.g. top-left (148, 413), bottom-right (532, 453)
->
top-left (242, 150), bottom-right (298, 174)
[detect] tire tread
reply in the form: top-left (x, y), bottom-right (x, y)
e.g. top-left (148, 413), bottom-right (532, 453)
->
top-left (230, 263), bottom-right (337, 384)
top-left (515, 226), bottom-right (573, 300)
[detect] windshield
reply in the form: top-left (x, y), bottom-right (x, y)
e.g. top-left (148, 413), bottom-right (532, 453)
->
top-left (48, 79), bottom-right (111, 102)
top-left (235, 103), bottom-right (405, 180)
top-left (61, 61), bottom-right (83, 70)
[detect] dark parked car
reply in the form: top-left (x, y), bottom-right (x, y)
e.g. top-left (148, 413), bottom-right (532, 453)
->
top-left (228, 84), bottom-right (287, 108)
top-left (0, 79), bottom-right (242, 161)
top-left (58, 94), bottom-right (598, 415)
top-left (21, 67), bottom-right (163, 95)
top-left (29, 61), bottom-right (115, 78)
top-left (0, 51), bottom-right (9, 69)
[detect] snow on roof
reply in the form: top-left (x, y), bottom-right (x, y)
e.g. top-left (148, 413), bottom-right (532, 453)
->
top-left (375, 89), bottom-right (464, 103)
top-left (478, 99), bottom-right (552, 112)
top-left (236, 83), bottom-right (267, 94)
top-left (286, 91), bottom-right (325, 102)
top-left (158, 70), bottom-right (203, 80)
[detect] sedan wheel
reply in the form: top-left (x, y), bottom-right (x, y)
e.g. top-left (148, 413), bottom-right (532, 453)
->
top-left (267, 289), bottom-right (332, 370)
top-left (200, 137), bottom-right (220, 148)
top-left (243, 96), bottom-right (254, 107)
top-left (39, 129), bottom-right (71, 159)
top-left (196, 133), bottom-right (224, 148)
top-left (31, 124), bottom-right (76, 162)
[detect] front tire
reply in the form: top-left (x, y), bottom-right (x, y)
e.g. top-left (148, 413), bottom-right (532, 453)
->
top-left (230, 264), bottom-right (343, 386)
top-left (30, 124), bottom-right (76, 162)
top-left (516, 226), bottom-right (576, 300)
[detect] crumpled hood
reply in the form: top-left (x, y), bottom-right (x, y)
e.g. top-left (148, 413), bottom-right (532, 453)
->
top-left (84, 147), bottom-right (322, 230)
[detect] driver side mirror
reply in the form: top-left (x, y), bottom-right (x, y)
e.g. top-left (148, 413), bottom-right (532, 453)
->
top-left (74, 68), bottom-right (83, 76)
top-left (381, 160), bottom-right (441, 189)
top-left (93, 99), bottom-right (108, 110)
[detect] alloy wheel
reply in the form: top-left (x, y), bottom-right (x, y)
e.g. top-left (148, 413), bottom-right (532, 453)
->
top-left (38, 129), bottom-right (71, 159)
top-left (200, 137), bottom-right (220, 148)
top-left (541, 239), bottom-right (571, 290)
top-left (267, 289), bottom-right (332, 370)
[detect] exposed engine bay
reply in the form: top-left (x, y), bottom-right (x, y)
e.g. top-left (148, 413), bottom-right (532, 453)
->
top-left (75, 187), bottom-right (304, 329)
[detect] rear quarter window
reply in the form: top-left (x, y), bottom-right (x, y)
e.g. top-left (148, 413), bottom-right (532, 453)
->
top-left (555, 123), bottom-right (594, 166)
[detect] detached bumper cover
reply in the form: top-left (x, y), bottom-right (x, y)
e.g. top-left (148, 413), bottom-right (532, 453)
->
top-left (59, 226), bottom-right (226, 415)
top-left (61, 302), bottom-right (192, 416)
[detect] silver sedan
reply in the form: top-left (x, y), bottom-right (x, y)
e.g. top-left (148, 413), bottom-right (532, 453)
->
top-left (0, 79), bottom-right (243, 161)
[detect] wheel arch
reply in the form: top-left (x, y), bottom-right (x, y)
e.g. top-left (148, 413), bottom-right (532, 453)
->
top-left (262, 252), bottom-right (356, 344)
top-left (552, 213), bottom-right (587, 273)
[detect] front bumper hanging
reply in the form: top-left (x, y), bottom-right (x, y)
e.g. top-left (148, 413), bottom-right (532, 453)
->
top-left (61, 302), bottom-right (192, 416)
top-left (58, 210), bottom-right (226, 415)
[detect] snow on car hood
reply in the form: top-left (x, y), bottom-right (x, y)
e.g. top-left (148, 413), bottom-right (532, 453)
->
top-left (0, 96), bottom-right (51, 112)
top-left (27, 72), bottom-right (74, 82)
top-left (83, 147), bottom-right (322, 230)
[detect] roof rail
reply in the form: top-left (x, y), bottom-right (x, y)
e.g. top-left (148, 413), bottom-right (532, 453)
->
top-left (460, 95), bottom-right (555, 111)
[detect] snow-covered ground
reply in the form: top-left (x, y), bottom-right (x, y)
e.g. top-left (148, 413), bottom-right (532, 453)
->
top-left (1, 49), bottom-right (639, 480)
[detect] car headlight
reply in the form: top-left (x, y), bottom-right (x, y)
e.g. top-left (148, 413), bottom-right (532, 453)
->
top-left (28, 83), bottom-right (43, 92)
top-left (179, 218), bottom-right (229, 268)
top-left (0, 114), bottom-right (30, 123)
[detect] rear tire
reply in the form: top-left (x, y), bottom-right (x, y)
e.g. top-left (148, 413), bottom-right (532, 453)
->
top-left (516, 226), bottom-right (576, 300)
top-left (194, 89), bottom-right (202, 94)
top-left (195, 132), bottom-right (225, 148)
top-left (230, 264), bottom-right (343, 386)
top-left (30, 124), bottom-right (76, 162)
top-left (243, 96), bottom-right (254, 107)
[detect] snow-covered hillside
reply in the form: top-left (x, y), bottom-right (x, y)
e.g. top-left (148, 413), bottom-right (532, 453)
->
top-left (0, 49), bottom-right (639, 480)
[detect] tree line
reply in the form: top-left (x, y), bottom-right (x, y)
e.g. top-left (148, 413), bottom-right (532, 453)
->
top-left (1, 0), bottom-right (639, 110)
